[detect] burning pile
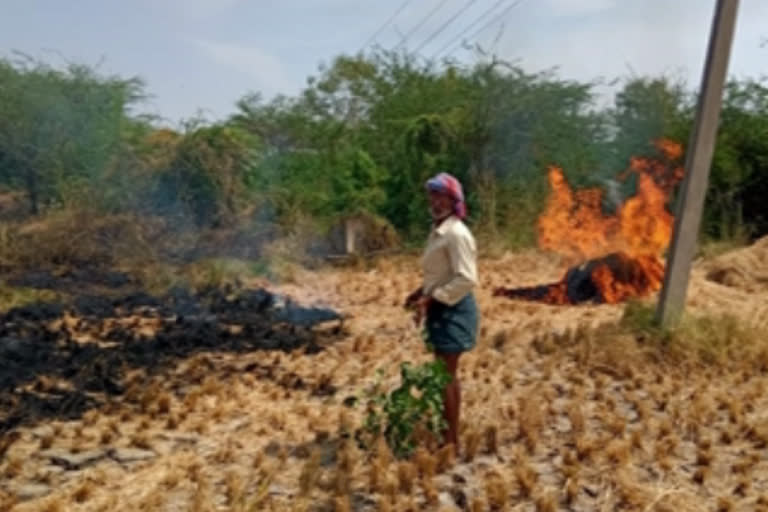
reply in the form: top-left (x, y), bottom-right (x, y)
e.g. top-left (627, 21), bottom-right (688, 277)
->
top-left (495, 139), bottom-right (685, 305)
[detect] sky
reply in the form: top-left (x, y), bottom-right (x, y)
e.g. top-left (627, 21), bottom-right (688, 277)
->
top-left (1, 0), bottom-right (765, 127)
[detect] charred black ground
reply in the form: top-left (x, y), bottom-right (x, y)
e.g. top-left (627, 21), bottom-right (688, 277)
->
top-left (0, 278), bottom-right (346, 434)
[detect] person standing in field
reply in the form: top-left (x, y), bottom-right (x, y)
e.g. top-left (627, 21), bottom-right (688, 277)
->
top-left (405, 171), bottom-right (479, 452)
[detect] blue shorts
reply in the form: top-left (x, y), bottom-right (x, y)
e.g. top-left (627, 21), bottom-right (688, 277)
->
top-left (426, 293), bottom-right (478, 354)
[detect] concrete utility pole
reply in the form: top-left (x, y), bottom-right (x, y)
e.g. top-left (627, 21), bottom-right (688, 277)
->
top-left (656, 0), bottom-right (740, 327)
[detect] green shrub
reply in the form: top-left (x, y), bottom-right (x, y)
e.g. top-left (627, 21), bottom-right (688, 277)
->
top-left (359, 360), bottom-right (451, 458)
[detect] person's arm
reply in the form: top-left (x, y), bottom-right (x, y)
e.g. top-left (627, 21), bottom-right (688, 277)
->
top-left (430, 230), bottom-right (477, 306)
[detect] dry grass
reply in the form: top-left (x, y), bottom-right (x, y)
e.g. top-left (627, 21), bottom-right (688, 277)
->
top-left (0, 209), bottom-right (163, 271)
top-left (4, 241), bottom-right (768, 511)
top-left (518, 393), bottom-right (544, 454)
top-left (483, 424), bottom-right (498, 455)
top-left (515, 461), bottom-right (538, 499)
top-left (463, 428), bottom-right (482, 462)
top-left (615, 300), bottom-right (768, 370)
top-left (71, 481), bottom-right (94, 504)
top-left (484, 471), bottom-right (510, 510)
top-left (396, 462), bottom-right (416, 494)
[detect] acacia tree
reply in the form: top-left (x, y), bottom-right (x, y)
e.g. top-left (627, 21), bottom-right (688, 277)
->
top-left (0, 56), bottom-right (144, 213)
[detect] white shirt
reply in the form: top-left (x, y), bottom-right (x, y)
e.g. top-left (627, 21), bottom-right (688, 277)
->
top-left (421, 215), bottom-right (478, 306)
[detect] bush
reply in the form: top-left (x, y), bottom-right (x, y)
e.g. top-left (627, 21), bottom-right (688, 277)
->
top-left (359, 360), bottom-right (451, 458)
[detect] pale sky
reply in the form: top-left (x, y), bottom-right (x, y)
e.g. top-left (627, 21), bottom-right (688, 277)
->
top-left (1, 0), bottom-right (765, 127)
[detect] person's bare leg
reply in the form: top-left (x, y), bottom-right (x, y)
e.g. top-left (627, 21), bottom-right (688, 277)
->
top-left (436, 352), bottom-right (461, 451)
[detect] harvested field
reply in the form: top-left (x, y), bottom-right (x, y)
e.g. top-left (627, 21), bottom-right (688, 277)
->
top-left (1, 238), bottom-right (768, 511)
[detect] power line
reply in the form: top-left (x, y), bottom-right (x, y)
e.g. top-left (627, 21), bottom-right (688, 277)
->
top-left (414, 0), bottom-right (481, 54)
top-left (360, 0), bottom-right (414, 51)
top-left (444, 0), bottom-right (527, 57)
top-left (394, 0), bottom-right (451, 50)
top-left (431, 0), bottom-right (509, 59)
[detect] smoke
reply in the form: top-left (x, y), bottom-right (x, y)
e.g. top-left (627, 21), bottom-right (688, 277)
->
top-left (600, 178), bottom-right (623, 212)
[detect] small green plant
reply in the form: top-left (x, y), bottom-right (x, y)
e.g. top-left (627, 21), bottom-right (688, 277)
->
top-left (360, 360), bottom-right (451, 458)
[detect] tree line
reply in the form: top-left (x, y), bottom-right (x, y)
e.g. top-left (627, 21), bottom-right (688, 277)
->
top-left (0, 51), bottom-right (766, 248)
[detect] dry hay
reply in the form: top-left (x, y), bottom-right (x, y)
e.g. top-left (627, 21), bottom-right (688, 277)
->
top-left (702, 235), bottom-right (768, 293)
top-left (2, 243), bottom-right (768, 511)
top-left (0, 209), bottom-right (165, 271)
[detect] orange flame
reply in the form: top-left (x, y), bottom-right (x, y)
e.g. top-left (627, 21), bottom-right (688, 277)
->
top-left (495, 139), bottom-right (685, 305)
top-left (590, 253), bottom-right (666, 304)
top-left (538, 139), bottom-right (683, 263)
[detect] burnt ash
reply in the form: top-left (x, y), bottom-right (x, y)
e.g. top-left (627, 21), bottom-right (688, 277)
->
top-left (0, 284), bottom-right (346, 433)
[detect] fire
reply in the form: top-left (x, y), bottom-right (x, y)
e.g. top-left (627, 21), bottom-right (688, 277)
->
top-left (538, 139), bottom-right (683, 262)
top-left (495, 139), bottom-right (685, 305)
top-left (590, 253), bottom-right (666, 304)
top-left (537, 167), bottom-right (618, 262)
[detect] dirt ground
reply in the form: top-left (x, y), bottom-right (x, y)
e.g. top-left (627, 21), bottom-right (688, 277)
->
top-left (2, 242), bottom-right (768, 511)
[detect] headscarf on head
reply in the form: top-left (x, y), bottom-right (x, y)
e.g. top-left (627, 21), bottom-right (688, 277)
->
top-left (425, 172), bottom-right (467, 219)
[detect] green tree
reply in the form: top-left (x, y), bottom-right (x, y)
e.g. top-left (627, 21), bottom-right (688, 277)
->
top-left (705, 79), bottom-right (768, 239)
top-left (230, 51), bottom-right (610, 242)
top-left (609, 77), bottom-right (690, 168)
top-left (0, 56), bottom-right (144, 213)
top-left (152, 123), bottom-right (260, 226)
top-left (328, 147), bottom-right (386, 216)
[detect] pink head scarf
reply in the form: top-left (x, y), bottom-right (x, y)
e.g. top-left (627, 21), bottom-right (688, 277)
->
top-left (425, 172), bottom-right (467, 219)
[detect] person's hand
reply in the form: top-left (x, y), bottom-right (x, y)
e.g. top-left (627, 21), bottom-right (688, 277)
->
top-left (413, 295), bottom-right (432, 326)
top-left (404, 288), bottom-right (423, 309)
